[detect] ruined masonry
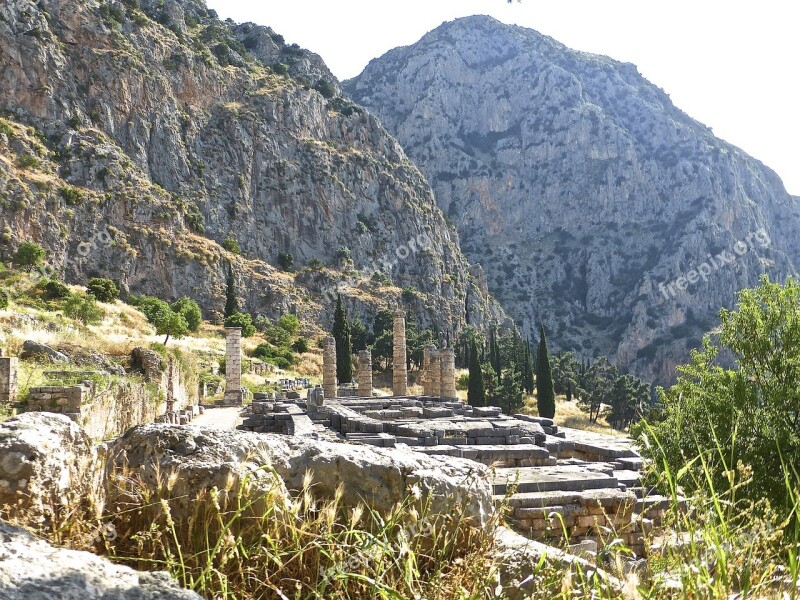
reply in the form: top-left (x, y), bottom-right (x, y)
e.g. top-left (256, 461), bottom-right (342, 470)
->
top-left (0, 356), bottom-right (18, 405)
top-left (223, 327), bottom-right (244, 406)
top-left (237, 307), bottom-right (672, 558)
top-left (392, 311), bottom-right (408, 395)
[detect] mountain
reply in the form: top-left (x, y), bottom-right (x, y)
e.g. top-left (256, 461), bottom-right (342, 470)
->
top-left (0, 0), bottom-right (506, 338)
top-left (344, 15), bottom-right (800, 382)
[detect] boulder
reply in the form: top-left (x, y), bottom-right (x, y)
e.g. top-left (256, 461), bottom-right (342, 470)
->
top-left (105, 425), bottom-right (494, 529)
top-left (0, 521), bottom-right (201, 599)
top-left (19, 340), bottom-right (69, 363)
top-left (0, 413), bottom-right (100, 527)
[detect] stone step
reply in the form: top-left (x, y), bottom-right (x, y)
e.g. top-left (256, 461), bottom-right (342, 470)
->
top-left (493, 465), bottom-right (620, 495)
top-left (613, 470), bottom-right (642, 488)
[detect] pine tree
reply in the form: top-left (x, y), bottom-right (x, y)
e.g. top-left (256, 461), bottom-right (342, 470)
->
top-left (467, 338), bottom-right (486, 407)
top-left (489, 327), bottom-right (501, 382)
top-left (224, 263), bottom-right (238, 318)
top-left (523, 339), bottom-right (535, 394)
top-left (332, 294), bottom-right (353, 383)
top-left (497, 366), bottom-right (524, 415)
top-left (536, 323), bottom-right (556, 419)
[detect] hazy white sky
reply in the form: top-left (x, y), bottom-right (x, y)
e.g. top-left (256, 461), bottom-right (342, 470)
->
top-left (206, 1), bottom-right (800, 195)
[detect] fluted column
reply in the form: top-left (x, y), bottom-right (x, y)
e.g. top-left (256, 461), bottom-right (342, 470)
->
top-left (392, 311), bottom-right (408, 396)
top-left (323, 336), bottom-right (338, 399)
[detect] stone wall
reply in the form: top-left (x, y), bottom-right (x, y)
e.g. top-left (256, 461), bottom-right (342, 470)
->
top-left (0, 357), bottom-right (18, 405)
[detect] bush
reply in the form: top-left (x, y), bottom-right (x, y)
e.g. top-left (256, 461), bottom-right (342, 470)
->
top-left (222, 237), bottom-right (240, 254)
top-left (291, 337), bottom-right (309, 353)
top-left (225, 312), bottom-right (256, 337)
top-left (277, 252), bottom-right (294, 271)
top-left (135, 296), bottom-right (172, 325)
top-left (268, 356), bottom-right (291, 370)
top-left (312, 79), bottom-right (336, 99)
top-left (63, 292), bottom-right (104, 325)
top-left (40, 279), bottom-right (70, 300)
top-left (13, 241), bottom-right (46, 271)
top-left (265, 324), bottom-right (291, 347)
top-left (0, 119), bottom-right (13, 137)
top-left (0, 290), bottom-right (8, 309)
top-left (17, 154), bottom-right (39, 169)
top-left (307, 258), bottom-right (323, 270)
top-left (278, 313), bottom-right (299, 336)
top-left (401, 286), bottom-right (418, 303)
top-left (59, 186), bottom-right (82, 206)
top-left (335, 246), bottom-right (351, 262)
top-left (86, 277), bottom-right (119, 303)
top-left (172, 296), bottom-right (202, 332)
top-left (270, 62), bottom-right (289, 75)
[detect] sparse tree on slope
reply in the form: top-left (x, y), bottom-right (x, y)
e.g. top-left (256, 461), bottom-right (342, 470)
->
top-left (332, 294), bottom-right (353, 383)
top-left (536, 323), bottom-right (555, 419)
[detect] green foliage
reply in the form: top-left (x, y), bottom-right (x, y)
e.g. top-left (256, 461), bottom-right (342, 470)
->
top-left (63, 292), bottom-right (104, 325)
top-left (222, 237), bottom-right (240, 254)
top-left (135, 296), bottom-right (171, 324)
top-left (17, 154), bottom-right (40, 169)
top-left (224, 264), bottom-right (238, 318)
top-left (291, 337), bottom-right (309, 353)
top-left (401, 286), bottom-right (418, 303)
top-left (306, 257), bottom-right (323, 270)
top-left (335, 245), bottom-right (351, 262)
top-left (225, 312), bottom-right (256, 337)
top-left (0, 119), bottom-right (13, 137)
top-left (497, 365), bottom-right (524, 415)
top-left (59, 186), bottom-right (82, 206)
top-left (270, 62), bottom-right (289, 75)
top-left (350, 316), bottom-right (368, 353)
top-left (39, 279), bottom-right (70, 300)
top-left (86, 277), bottom-right (119, 303)
top-left (0, 290), bottom-right (8, 309)
top-left (253, 343), bottom-right (295, 368)
top-left (277, 252), bottom-right (294, 271)
top-left (134, 295), bottom-right (188, 344)
top-left (13, 241), bottom-right (46, 271)
top-left (536, 323), bottom-right (555, 419)
top-left (332, 294), bottom-right (352, 384)
top-left (312, 78), bottom-right (336, 99)
top-left (156, 310), bottom-right (188, 345)
top-left (278, 313), bottom-right (300, 336)
top-left (641, 276), bottom-right (800, 516)
top-left (467, 338), bottom-right (486, 407)
top-left (172, 296), bottom-right (202, 332)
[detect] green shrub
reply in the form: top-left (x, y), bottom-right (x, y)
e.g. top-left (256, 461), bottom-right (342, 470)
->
top-left (401, 286), bottom-right (418, 302)
top-left (0, 119), bottom-right (13, 137)
top-left (222, 237), bottom-right (240, 254)
top-left (312, 79), bottom-right (336, 99)
top-left (291, 337), bottom-right (309, 353)
top-left (270, 62), bottom-right (288, 75)
top-left (268, 356), bottom-right (291, 370)
top-left (13, 241), bottom-right (46, 271)
top-left (40, 279), bottom-right (70, 300)
top-left (59, 186), bottom-right (82, 206)
top-left (0, 290), bottom-right (8, 309)
top-left (307, 257), bottom-right (323, 270)
top-left (265, 324), bottom-right (291, 346)
top-left (277, 252), bottom-right (294, 271)
top-left (135, 296), bottom-right (172, 324)
top-left (17, 154), bottom-right (40, 169)
top-left (172, 296), bottom-right (202, 332)
top-left (225, 311), bottom-right (256, 337)
top-left (86, 277), bottom-right (119, 303)
top-left (278, 313), bottom-right (299, 336)
top-left (63, 292), bottom-right (104, 325)
top-left (335, 246), bottom-right (351, 262)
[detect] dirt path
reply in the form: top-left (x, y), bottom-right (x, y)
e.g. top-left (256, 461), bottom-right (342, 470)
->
top-left (190, 406), bottom-right (244, 430)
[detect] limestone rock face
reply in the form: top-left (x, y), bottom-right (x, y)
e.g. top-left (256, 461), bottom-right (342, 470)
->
top-left (19, 340), bottom-right (69, 364)
top-left (345, 16), bottom-right (800, 382)
top-left (106, 425), bottom-right (494, 527)
top-left (0, 521), bottom-right (201, 600)
top-left (0, 0), bottom-right (505, 341)
top-left (0, 413), bottom-right (100, 526)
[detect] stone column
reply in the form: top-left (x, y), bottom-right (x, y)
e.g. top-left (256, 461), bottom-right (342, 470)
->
top-left (323, 336), bottom-right (338, 399)
top-left (421, 345), bottom-right (433, 396)
top-left (223, 327), bottom-right (243, 406)
top-left (392, 311), bottom-right (408, 396)
top-left (357, 350), bottom-right (373, 397)
top-left (0, 357), bottom-right (18, 405)
top-left (440, 348), bottom-right (457, 400)
top-left (429, 350), bottom-right (441, 398)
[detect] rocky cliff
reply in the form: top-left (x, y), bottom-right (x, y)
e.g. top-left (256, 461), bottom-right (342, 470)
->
top-left (345, 15), bottom-right (800, 382)
top-left (0, 0), bottom-right (505, 337)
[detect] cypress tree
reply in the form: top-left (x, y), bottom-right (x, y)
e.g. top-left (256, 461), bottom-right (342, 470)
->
top-left (523, 340), bottom-right (535, 394)
top-left (332, 294), bottom-right (353, 384)
top-left (224, 263), bottom-right (238, 318)
top-left (489, 327), bottom-right (501, 382)
top-left (536, 323), bottom-right (556, 419)
top-left (467, 338), bottom-right (486, 407)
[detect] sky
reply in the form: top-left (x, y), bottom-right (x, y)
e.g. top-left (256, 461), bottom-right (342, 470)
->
top-left (206, 1), bottom-right (800, 195)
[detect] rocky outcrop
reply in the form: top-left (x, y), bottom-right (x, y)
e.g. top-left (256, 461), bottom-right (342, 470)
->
top-left (0, 413), bottom-right (100, 526)
top-left (0, 0), bottom-right (505, 340)
top-left (19, 340), bottom-right (69, 364)
top-left (345, 15), bottom-right (800, 382)
top-left (0, 521), bottom-right (201, 600)
top-left (105, 424), bottom-right (493, 528)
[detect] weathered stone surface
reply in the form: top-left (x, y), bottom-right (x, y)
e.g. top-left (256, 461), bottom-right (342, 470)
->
top-left (0, 521), bottom-right (201, 599)
top-left (106, 425), bottom-right (493, 528)
top-left (0, 413), bottom-right (99, 526)
top-left (346, 14), bottom-right (800, 383)
top-left (19, 340), bottom-right (69, 364)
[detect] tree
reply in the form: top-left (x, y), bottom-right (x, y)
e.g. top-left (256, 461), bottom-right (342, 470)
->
top-left (13, 241), bottom-right (45, 271)
top-left (225, 311), bottom-right (256, 337)
top-left (497, 366), bottom-right (524, 415)
top-left (467, 338), bottom-right (486, 407)
top-left (578, 356), bottom-right (618, 423)
top-left (86, 277), bottom-right (119, 303)
top-left (63, 292), bottom-right (104, 325)
top-left (351, 316), bottom-right (369, 353)
top-left (608, 374), bottom-right (648, 430)
top-left (158, 310), bottom-right (188, 345)
top-left (522, 339), bottom-right (535, 394)
top-left (489, 327), bottom-right (501, 382)
top-left (172, 296), bottom-right (202, 332)
top-left (332, 294), bottom-right (352, 383)
top-left (536, 323), bottom-right (555, 419)
top-left (222, 237), bottom-right (240, 254)
top-left (224, 263), bottom-right (238, 318)
top-left (640, 276), bottom-right (800, 516)
top-left (277, 252), bottom-right (294, 271)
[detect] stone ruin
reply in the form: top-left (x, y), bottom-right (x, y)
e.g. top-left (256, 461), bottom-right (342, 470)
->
top-left (236, 311), bottom-right (671, 556)
top-left (222, 327), bottom-right (244, 406)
